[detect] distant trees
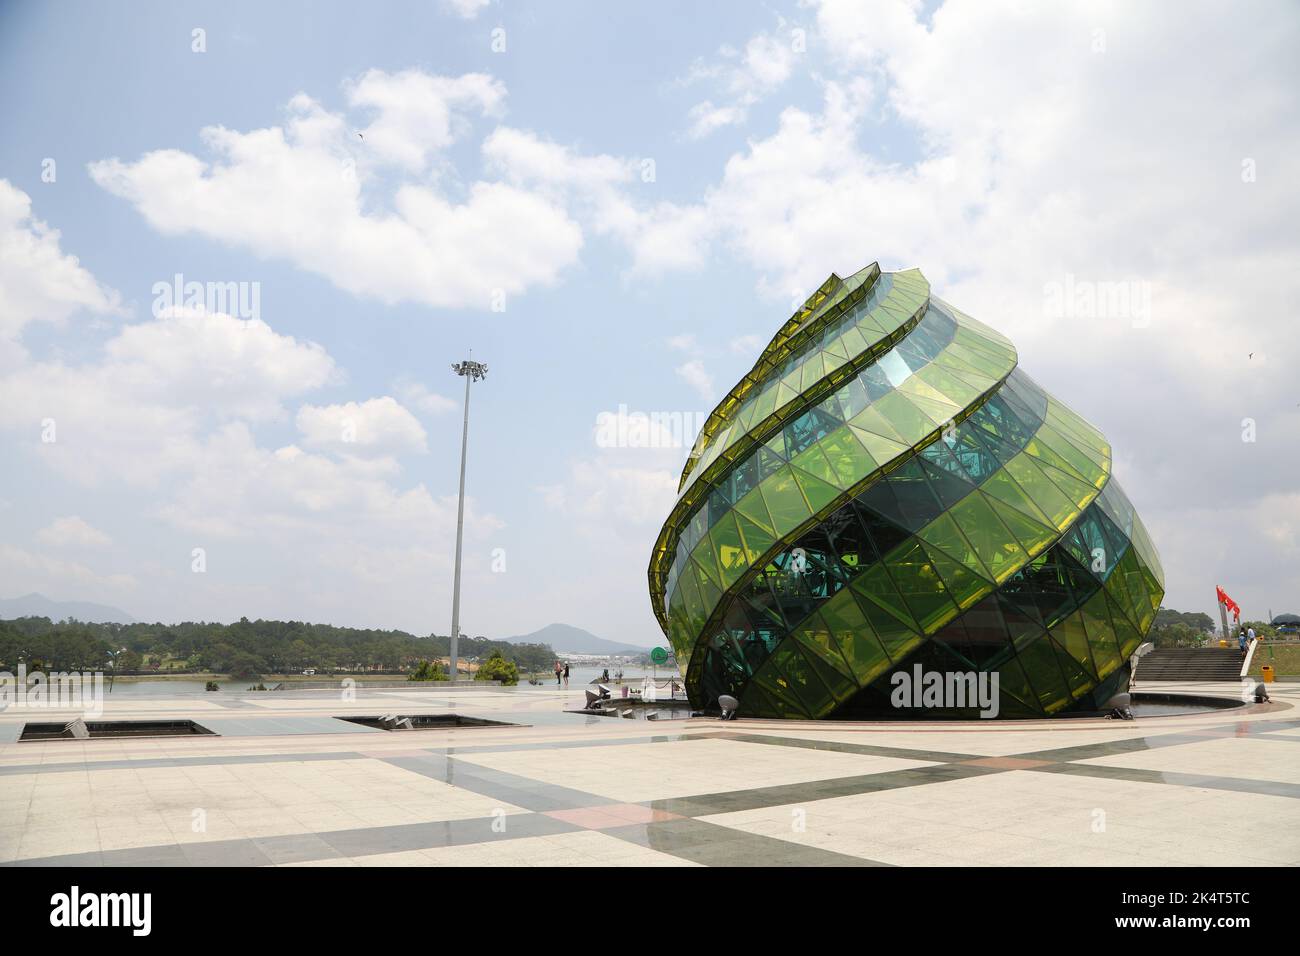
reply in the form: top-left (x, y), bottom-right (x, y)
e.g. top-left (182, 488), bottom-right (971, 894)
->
top-left (0, 619), bottom-right (111, 671)
top-left (1153, 608), bottom-right (1215, 632)
top-left (1149, 606), bottom-right (1216, 648)
top-left (0, 615), bottom-right (554, 676)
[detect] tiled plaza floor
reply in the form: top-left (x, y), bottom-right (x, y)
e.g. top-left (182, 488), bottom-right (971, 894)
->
top-left (0, 680), bottom-right (1296, 866)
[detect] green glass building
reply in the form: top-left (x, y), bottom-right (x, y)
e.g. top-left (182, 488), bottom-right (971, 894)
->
top-left (648, 263), bottom-right (1164, 719)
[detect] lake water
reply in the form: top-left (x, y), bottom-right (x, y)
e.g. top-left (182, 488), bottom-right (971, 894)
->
top-left (104, 664), bottom-right (681, 696)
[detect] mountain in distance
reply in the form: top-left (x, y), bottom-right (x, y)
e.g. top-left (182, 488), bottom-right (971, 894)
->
top-left (0, 592), bottom-right (137, 624)
top-left (504, 622), bottom-right (656, 657)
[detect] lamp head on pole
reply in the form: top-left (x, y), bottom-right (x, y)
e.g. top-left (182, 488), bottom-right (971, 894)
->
top-left (452, 359), bottom-right (488, 381)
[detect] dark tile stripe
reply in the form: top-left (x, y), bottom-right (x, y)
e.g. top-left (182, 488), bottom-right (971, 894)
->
top-left (1028, 761), bottom-right (1300, 799)
top-left (604, 818), bottom-right (886, 867)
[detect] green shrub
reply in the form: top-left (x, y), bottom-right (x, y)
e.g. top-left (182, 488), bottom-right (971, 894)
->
top-left (474, 650), bottom-right (519, 686)
top-left (408, 659), bottom-right (449, 681)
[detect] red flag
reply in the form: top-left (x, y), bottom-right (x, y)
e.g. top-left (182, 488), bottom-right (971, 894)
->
top-left (1216, 585), bottom-right (1241, 621)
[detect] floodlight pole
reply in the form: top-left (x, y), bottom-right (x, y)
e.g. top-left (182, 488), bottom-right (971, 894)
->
top-left (449, 355), bottom-right (488, 684)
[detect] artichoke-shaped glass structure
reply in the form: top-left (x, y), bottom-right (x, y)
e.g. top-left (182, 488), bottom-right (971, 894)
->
top-left (648, 263), bottom-right (1164, 719)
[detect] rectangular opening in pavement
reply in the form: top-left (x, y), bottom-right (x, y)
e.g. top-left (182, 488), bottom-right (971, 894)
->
top-left (19, 718), bottom-right (217, 741)
top-left (334, 714), bottom-right (519, 731)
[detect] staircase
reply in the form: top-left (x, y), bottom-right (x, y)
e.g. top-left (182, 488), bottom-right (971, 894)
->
top-left (1135, 647), bottom-right (1243, 681)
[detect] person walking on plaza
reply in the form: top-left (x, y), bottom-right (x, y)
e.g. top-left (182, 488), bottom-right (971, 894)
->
top-left (562, 661), bottom-right (570, 689)
top-left (1238, 628), bottom-right (1249, 658)
top-left (554, 659), bottom-right (563, 685)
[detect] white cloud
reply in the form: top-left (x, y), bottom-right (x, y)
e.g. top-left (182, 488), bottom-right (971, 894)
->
top-left (0, 180), bottom-right (122, 362)
top-left (682, 24), bottom-right (802, 138)
top-left (348, 69), bottom-right (505, 172)
top-left (0, 308), bottom-right (337, 486)
top-left (538, 410), bottom-right (682, 529)
top-left (296, 396), bottom-right (428, 454)
top-left (686, 101), bottom-right (750, 139)
top-left (394, 378), bottom-right (458, 416)
top-left (675, 359), bottom-right (715, 402)
top-left (443, 0), bottom-right (490, 20)
top-left (36, 516), bottom-right (111, 549)
top-left (88, 75), bottom-right (585, 311)
top-left (482, 126), bottom-right (640, 237)
top-left (665, 333), bottom-right (696, 351)
top-left (156, 421), bottom-right (500, 540)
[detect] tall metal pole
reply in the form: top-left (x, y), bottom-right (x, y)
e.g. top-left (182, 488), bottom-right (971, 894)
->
top-left (449, 357), bottom-right (487, 683)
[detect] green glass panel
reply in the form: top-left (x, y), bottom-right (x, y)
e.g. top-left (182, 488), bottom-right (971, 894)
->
top-left (1016, 635), bottom-right (1072, 714)
top-left (1002, 454), bottom-right (1081, 529)
top-left (1116, 548), bottom-right (1151, 630)
top-left (850, 563), bottom-right (919, 631)
top-left (981, 466), bottom-right (1055, 527)
top-left (872, 392), bottom-right (938, 443)
top-left (994, 654), bottom-right (1041, 717)
top-left (1036, 422), bottom-right (1106, 486)
top-left (709, 513), bottom-right (749, 588)
top-left (677, 566), bottom-right (705, 637)
top-left (1108, 593), bottom-right (1143, 659)
top-left (759, 466), bottom-right (812, 535)
top-left (747, 666), bottom-right (810, 718)
top-left (838, 325), bottom-right (868, 356)
top-left (915, 511), bottom-right (996, 581)
top-left (898, 381), bottom-right (962, 424)
top-left (690, 547), bottom-right (721, 589)
top-left (791, 609), bottom-right (857, 683)
top-left (914, 363), bottom-right (982, 406)
top-left (792, 631), bottom-right (858, 702)
top-left (790, 442), bottom-right (842, 491)
top-left (1056, 608), bottom-right (1099, 680)
top-left (734, 512), bottom-right (776, 567)
top-left (946, 493), bottom-right (1029, 583)
top-left (1102, 564), bottom-right (1138, 630)
top-left (692, 559), bottom-right (722, 613)
top-left (821, 336), bottom-right (849, 361)
top-left (1048, 636), bottom-right (1094, 700)
top-left (774, 381), bottom-right (800, 410)
top-left (791, 466), bottom-right (842, 515)
top-left (846, 404), bottom-right (908, 443)
top-left (733, 486), bottom-right (775, 536)
top-left (1046, 401), bottom-right (1108, 455)
top-left (1080, 591), bottom-right (1122, 678)
top-left (882, 540), bottom-right (961, 634)
top-left (798, 355), bottom-right (827, 392)
top-left (934, 353), bottom-right (997, 391)
top-left (736, 682), bottom-right (781, 718)
top-left (981, 491), bottom-right (1057, 556)
top-left (847, 425), bottom-right (910, 469)
top-left (751, 384), bottom-right (778, 424)
top-left (920, 541), bottom-right (988, 611)
top-left (1024, 432), bottom-right (1090, 485)
top-left (1130, 514), bottom-right (1165, 591)
top-left (766, 640), bottom-right (835, 717)
top-left (833, 613), bottom-right (891, 687)
top-left (819, 427), bottom-right (876, 489)
top-left (850, 589), bottom-right (923, 663)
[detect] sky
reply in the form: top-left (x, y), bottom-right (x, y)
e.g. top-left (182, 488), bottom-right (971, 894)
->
top-left (0, 0), bottom-right (1296, 646)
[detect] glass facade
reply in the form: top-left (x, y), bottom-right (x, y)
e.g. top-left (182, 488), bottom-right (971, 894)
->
top-left (648, 263), bottom-right (1165, 719)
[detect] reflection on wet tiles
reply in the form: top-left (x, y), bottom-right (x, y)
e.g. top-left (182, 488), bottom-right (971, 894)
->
top-left (605, 818), bottom-right (885, 867)
top-left (1029, 761), bottom-right (1300, 799)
